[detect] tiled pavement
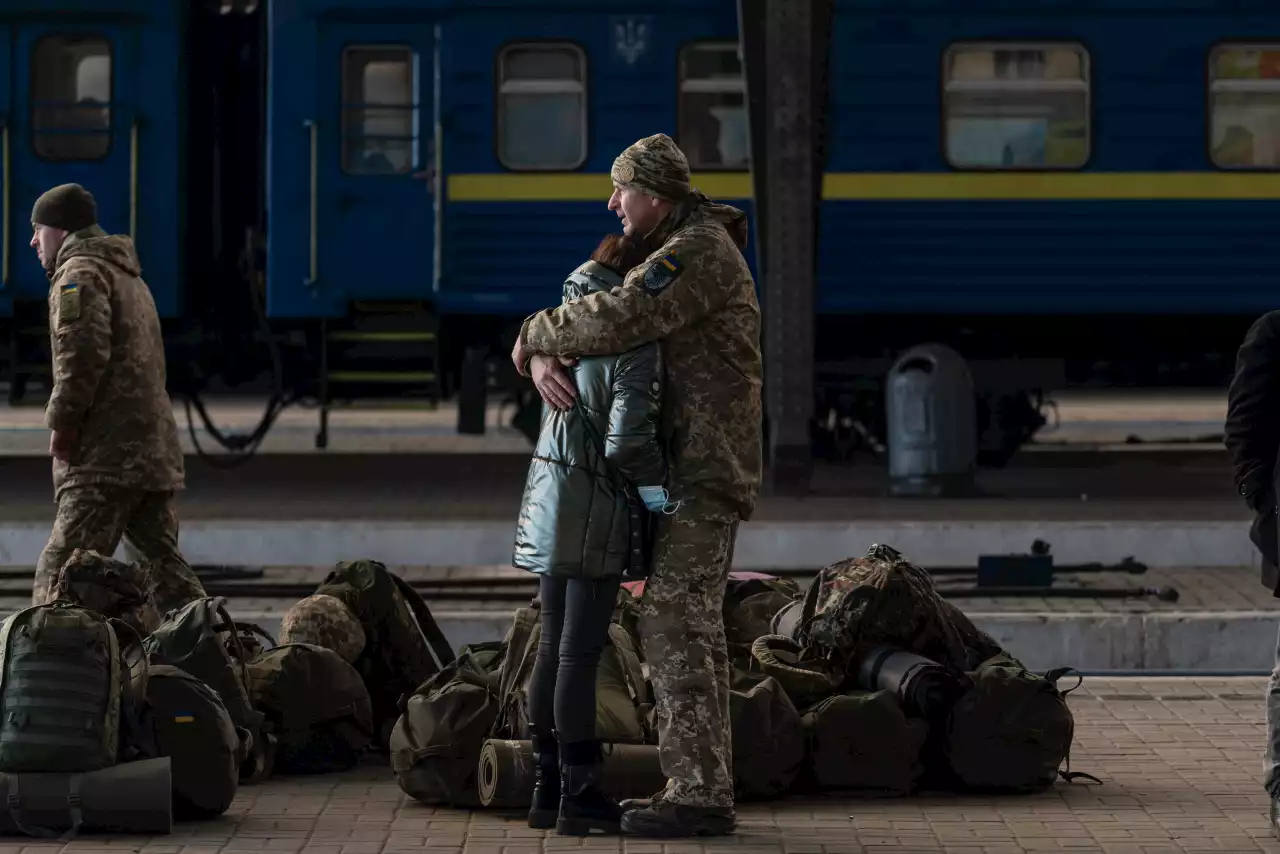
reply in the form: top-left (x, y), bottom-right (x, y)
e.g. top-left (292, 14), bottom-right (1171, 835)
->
top-left (2, 677), bottom-right (1277, 854)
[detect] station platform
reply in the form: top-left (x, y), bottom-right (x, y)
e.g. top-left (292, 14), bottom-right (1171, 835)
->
top-left (1, 390), bottom-right (1271, 673)
top-left (37, 675), bottom-right (1280, 853)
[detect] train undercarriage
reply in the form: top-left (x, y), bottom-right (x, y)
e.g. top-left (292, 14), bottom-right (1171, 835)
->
top-left (0, 306), bottom-right (1247, 468)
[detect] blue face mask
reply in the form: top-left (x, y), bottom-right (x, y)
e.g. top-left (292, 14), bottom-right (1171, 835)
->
top-left (636, 486), bottom-right (682, 515)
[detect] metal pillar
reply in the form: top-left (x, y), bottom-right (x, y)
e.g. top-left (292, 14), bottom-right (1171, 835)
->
top-left (738, 0), bottom-right (834, 496)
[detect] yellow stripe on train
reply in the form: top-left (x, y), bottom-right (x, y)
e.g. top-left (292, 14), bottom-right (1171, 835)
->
top-left (446, 171), bottom-right (1280, 202)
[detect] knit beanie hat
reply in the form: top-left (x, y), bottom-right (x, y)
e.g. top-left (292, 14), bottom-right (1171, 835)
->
top-left (31, 183), bottom-right (98, 233)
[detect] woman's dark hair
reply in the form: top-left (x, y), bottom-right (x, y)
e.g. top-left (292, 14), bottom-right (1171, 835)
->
top-left (590, 234), bottom-right (650, 277)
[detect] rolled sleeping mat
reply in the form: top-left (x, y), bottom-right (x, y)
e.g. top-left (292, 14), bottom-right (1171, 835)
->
top-left (854, 645), bottom-right (972, 722)
top-left (0, 757), bottom-right (173, 838)
top-left (478, 740), bottom-right (665, 809)
top-left (749, 635), bottom-right (840, 709)
top-left (769, 600), bottom-right (803, 639)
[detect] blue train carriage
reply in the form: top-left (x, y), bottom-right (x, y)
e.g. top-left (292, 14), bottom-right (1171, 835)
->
top-left (265, 0), bottom-right (757, 443)
top-left (813, 0), bottom-right (1280, 461)
top-left (0, 0), bottom-right (187, 404)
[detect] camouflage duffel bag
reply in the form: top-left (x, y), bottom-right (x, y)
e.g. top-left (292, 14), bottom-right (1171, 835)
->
top-left (50, 548), bottom-right (162, 640)
top-left (944, 654), bottom-right (1100, 793)
top-left (246, 643), bottom-right (375, 775)
top-left (800, 690), bottom-right (929, 797)
top-left (794, 544), bottom-right (1002, 673)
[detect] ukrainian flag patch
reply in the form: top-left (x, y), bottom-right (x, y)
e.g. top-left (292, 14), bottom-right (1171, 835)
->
top-left (641, 254), bottom-right (683, 294)
top-left (173, 715), bottom-right (195, 724)
top-left (58, 281), bottom-right (81, 322)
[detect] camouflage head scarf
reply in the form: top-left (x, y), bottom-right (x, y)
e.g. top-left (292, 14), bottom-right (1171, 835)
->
top-left (610, 133), bottom-right (692, 203)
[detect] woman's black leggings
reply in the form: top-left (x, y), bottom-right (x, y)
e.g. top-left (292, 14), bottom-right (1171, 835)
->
top-left (526, 574), bottom-right (622, 748)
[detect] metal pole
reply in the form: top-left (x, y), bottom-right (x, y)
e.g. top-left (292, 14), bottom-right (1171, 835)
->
top-left (740, 0), bottom-right (834, 496)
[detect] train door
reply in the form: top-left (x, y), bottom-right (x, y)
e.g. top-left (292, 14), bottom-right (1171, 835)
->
top-left (316, 22), bottom-right (437, 303)
top-left (4, 24), bottom-right (133, 302)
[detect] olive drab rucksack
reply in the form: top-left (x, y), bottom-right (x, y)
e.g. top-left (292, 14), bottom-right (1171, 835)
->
top-left (314, 560), bottom-right (456, 739)
top-left (723, 575), bottom-right (801, 666)
top-left (725, 671), bottom-right (805, 800)
top-left (489, 602), bottom-right (649, 744)
top-left (143, 597), bottom-right (274, 782)
top-left (389, 647), bottom-right (503, 807)
top-left (246, 643), bottom-right (375, 774)
top-left (0, 603), bottom-right (130, 773)
top-left (944, 653), bottom-right (1101, 793)
top-left (139, 664), bottom-right (241, 819)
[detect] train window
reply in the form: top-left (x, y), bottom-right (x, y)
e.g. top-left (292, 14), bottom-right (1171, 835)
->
top-left (943, 43), bottom-right (1090, 170)
top-left (31, 35), bottom-right (112, 161)
top-left (341, 46), bottom-right (418, 175)
top-left (1209, 45), bottom-right (1280, 169)
top-left (496, 43), bottom-right (587, 171)
top-left (678, 42), bottom-right (749, 170)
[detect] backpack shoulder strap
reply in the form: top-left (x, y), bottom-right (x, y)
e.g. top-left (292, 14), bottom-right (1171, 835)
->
top-left (389, 574), bottom-right (456, 671)
top-left (489, 605), bottom-right (541, 737)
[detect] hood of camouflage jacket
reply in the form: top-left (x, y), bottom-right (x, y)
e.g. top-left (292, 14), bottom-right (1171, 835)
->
top-left (53, 225), bottom-right (143, 278)
top-left (647, 190), bottom-right (749, 252)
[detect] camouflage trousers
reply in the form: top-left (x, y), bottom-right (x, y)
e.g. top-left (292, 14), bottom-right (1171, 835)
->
top-left (636, 514), bottom-right (738, 809)
top-left (34, 484), bottom-right (207, 613)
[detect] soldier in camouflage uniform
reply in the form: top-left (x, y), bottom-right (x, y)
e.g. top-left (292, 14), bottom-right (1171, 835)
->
top-left (511, 134), bottom-right (762, 837)
top-left (28, 184), bottom-right (205, 613)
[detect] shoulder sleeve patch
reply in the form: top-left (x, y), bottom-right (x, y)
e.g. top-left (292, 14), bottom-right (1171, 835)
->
top-left (640, 254), bottom-right (683, 294)
top-left (58, 282), bottom-right (81, 322)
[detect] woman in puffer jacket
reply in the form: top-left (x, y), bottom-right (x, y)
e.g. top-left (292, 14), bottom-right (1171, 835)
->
top-left (512, 233), bottom-right (667, 837)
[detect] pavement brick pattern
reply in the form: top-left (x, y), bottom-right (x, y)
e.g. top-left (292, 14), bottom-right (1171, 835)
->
top-left (0, 677), bottom-right (1273, 853)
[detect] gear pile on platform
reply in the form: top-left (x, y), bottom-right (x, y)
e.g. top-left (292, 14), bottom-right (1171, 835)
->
top-left (383, 544), bottom-right (1100, 808)
top-left (0, 545), bottom-right (1099, 838)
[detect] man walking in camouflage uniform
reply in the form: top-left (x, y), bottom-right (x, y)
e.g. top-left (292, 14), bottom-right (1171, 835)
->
top-left (28, 183), bottom-right (206, 612)
top-left (512, 134), bottom-right (762, 837)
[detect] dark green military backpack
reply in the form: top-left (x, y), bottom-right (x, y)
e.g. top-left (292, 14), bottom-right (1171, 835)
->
top-left (314, 560), bottom-right (455, 742)
top-left (800, 690), bottom-right (929, 796)
top-left (143, 597), bottom-right (273, 782)
top-left (141, 664), bottom-right (241, 818)
top-left (945, 654), bottom-right (1099, 793)
top-left (0, 603), bottom-right (129, 773)
top-left (246, 643), bottom-right (375, 774)
top-left (389, 648), bottom-right (502, 807)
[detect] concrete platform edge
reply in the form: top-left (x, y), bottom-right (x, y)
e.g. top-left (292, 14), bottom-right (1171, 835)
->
top-left (0, 518), bottom-right (1259, 570)
top-left (100, 607), bottom-right (1275, 674)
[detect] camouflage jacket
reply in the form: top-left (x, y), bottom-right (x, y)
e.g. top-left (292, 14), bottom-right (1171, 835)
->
top-left (520, 194), bottom-right (763, 521)
top-left (45, 226), bottom-right (184, 496)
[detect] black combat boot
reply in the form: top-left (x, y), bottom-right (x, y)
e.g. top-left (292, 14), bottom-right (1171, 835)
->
top-left (556, 740), bottom-right (622, 836)
top-left (621, 792), bottom-right (735, 838)
top-left (527, 728), bottom-right (559, 829)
